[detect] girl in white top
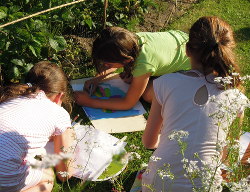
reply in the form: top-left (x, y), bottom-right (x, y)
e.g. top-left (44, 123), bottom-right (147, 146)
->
top-left (0, 61), bottom-right (75, 192)
top-left (142, 16), bottom-right (249, 192)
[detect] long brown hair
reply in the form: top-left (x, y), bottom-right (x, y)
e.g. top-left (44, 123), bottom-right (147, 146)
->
top-left (0, 61), bottom-right (72, 112)
top-left (92, 26), bottom-right (140, 78)
top-left (187, 16), bottom-right (241, 88)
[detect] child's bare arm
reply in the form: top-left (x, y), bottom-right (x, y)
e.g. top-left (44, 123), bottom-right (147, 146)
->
top-left (84, 67), bottom-right (118, 92)
top-left (142, 92), bottom-right (162, 149)
top-left (74, 73), bottom-right (151, 110)
top-left (53, 128), bottom-right (75, 182)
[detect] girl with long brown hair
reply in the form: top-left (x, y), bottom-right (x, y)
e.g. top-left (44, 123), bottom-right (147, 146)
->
top-left (142, 16), bottom-right (248, 192)
top-left (74, 27), bottom-right (190, 110)
top-left (0, 61), bottom-right (74, 192)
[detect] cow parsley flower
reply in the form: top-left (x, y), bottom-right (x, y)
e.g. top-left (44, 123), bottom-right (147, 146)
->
top-left (58, 171), bottom-right (69, 177)
top-left (28, 152), bottom-right (73, 169)
top-left (128, 152), bottom-right (141, 160)
top-left (168, 130), bottom-right (189, 141)
top-left (150, 156), bottom-right (162, 162)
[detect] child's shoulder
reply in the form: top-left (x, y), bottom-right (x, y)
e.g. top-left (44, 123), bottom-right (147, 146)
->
top-left (136, 30), bottom-right (188, 44)
top-left (136, 30), bottom-right (187, 37)
top-left (154, 72), bottom-right (183, 85)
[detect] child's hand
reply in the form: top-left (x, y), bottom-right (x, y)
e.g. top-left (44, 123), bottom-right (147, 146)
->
top-left (84, 78), bottom-right (99, 95)
top-left (119, 72), bottom-right (133, 84)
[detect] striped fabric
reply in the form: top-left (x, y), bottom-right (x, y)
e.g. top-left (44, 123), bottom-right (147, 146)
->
top-left (0, 91), bottom-right (71, 191)
top-left (0, 130), bottom-right (28, 191)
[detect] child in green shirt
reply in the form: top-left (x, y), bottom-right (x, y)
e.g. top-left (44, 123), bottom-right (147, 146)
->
top-left (74, 27), bottom-right (190, 110)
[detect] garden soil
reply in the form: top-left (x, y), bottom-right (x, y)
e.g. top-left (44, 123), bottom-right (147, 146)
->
top-left (63, 0), bottom-right (199, 69)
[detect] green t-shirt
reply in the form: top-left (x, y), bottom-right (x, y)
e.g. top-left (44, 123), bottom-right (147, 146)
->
top-left (132, 30), bottom-right (190, 77)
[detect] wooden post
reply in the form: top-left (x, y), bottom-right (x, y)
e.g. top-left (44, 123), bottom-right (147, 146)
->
top-left (103, 0), bottom-right (108, 29)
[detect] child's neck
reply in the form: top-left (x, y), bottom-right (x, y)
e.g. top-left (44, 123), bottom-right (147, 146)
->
top-left (191, 62), bottom-right (212, 75)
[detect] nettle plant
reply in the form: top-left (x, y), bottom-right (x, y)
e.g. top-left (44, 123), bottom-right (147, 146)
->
top-left (0, 0), bottom-right (154, 85)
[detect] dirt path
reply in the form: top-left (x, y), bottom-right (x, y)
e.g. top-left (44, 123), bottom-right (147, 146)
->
top-left (136, 0), bottom-right (199, 32)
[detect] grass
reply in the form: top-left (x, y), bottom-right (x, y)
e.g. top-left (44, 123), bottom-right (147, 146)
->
top-left (53, 0), bottom-right (250, 191)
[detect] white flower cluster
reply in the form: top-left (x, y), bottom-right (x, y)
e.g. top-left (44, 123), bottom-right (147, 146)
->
top-left (157, 166), bottom-right (175, 180)
top-left (141, 162), bottom-right (148, 168)
top-left (214, 76), bottom-right (233, 85)
top-left (239, 75), bottom-right (250, 81)
top-left (181, 157), bottom-right (223, 192)
top-left (183, 160), bottom-right (199, 176)
top-left (214, 74), bottom-right (250, 87)
top-left (215, 140), bottom-right (230, 152)
top-left (227, 176), bottom-right (250, 192)
top-left (168, 130), bottom-right (189, 141)
top-left (199, 160), bottom-right (223, 192)
top-left (130, 144), bottom-right (140, 150)
top-left (28, 152), bottom-right (73, 169)
top-left (57, 171), bottom-right (69, 178)
top-left (150, 155), bottom-right (162, 162)
top-left (209, 90), bottom-right (250, 129)
top-left (128, 152), bottom-right (141, 160)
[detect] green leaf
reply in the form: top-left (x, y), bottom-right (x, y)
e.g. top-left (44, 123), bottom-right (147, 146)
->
top-left (106, 22), bottom-right (113, 26)
top-left (30, 41), bottom-right (42, 57)
top-left (0, 11), bottom-right (7, 19)
top-left (23, 63), bottom-right (34, 73)
top-left (49, 36), bottom-right (67, 52)
top-left (33, 32), bottom-right (47, 45)
top-left (0, 33), bottom-right (7, 49)
top-left (33, 20), bottom-right (47, 31)
top-left (28, 45), bottom-right (37, 57)
top-left (13, 66), bottom-right (20, 78)
top-left (49, 38), bottom-right (59, 51)
top-left (85, 18), bottom-right (93, 29)
top-left (0, 6), bottom-right (8, 13)
top-left (16, 28), bottom-right (30, 41)
top-left (9, 5), bottom-right (21, 14)
top-left (12, 12), bottom-right (24, 20)
top-left (5, 41), bottom-right (10, 50)
top-left (62, 10), bottom-right (74, 21)
top-left (0, 40), bottom-right (5, 49)
top-left (11, 59), bottom-right (24, 67)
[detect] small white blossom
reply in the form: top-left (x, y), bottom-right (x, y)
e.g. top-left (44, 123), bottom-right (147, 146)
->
top-left (209, 95), bottom-right (217, 102)
top-left (58, 171), bottom-right (69, 177)
top-left (214, 77), bottom-right (223, 83)
top-left (128, 152), bottom-right (141, 160)
top-left (150, 155), bottom-right (162, 162)
top-left (130, 144), bottom-right (140, 150)
top-left (157, 169), bottom-right (174, 180)
top-left (232, 72), bottom-right (240, 76)
top-left (227, 176), bottom-right (250, 192)
top-left (216, 140), bottom-right (230, 152)
top-left (239, 75), bottom-right (250, 81)
top-left (222, 76), bottom-right (233, 85)
top-left (168, 130), bottom-right (189, 141)
top-left (181, 158), bottom-right (188, 164)
top-left (141, 162), bottom-right (148, 168)
top-left (247, 158), bottom-right (250, 164)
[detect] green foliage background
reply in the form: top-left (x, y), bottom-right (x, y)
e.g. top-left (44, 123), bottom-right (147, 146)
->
top-left (0, 0), bottom-right (152, 84)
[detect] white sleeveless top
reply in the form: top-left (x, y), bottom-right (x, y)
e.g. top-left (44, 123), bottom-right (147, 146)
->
top-left (142, 71), bottom-right (248, 192)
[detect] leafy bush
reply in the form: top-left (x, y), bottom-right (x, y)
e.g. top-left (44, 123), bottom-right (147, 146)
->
top-left (0, 0), bottom-right (154, 84)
